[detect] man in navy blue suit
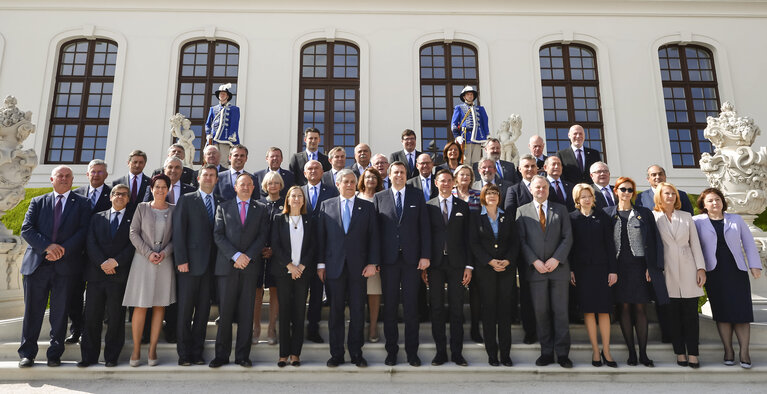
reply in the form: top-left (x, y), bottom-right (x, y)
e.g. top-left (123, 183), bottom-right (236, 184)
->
top-left (253, 147), bottom-right (295, 199)
top-left (635, 164), bottom-right (694, 215)
top-left (214, 145), bottom-right (255, 201)
top-left (19, 166), bottom-right (91, 368)
top-left (374, 161), bottom-right (431, 367)
top-left (318, 169), bottom-right (379, 367)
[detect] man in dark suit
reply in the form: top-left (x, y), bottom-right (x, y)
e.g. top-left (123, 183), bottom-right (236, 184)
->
top-left (151, 143), bottom-right (198, 187)
top-left (302, 160), bottom-right (339, 343)
top-left (253, 147), bottom-right (295, 199)
top-left (202, 144), bottom-right (228, 173)
top-left (472, 158), bottom-right (512, 203)
top-left (19, 166), bottom-right (91, 368)
top-left (317, 169), bottom-right (380, 367)
top-left (424, 169), bottom-right (471, 366)
top-left (529, 135), bottom-right (548, 173)
top-left (112, 149), bottom-right (151, 213)
top-left (77, 184), bottom-right (134, 368)
top-left (173, 165), bottom-right (222, 366)
top-left (289, 127), bottom-right (331, 185)
top-left (322, 146), bottom-right (347, 186)
top-left (67, 159), bottom-right (112, 345)
top-left (388, 129), bottom-right (421, 179)
top-left (374, 161), bottom-right (431, 367)
top-left (516, 175), bottom-right (574, 368)
top-left (209, 173), bottom-right (268, 368)
top-left (635, 164), bottom-right (694, 215)
top-left (372, 154), bottom-right (391, 189)
top-left (472, 137), bottom-right (521, 184)
top-left (544, 156), bottom-right (575, 212)
top-left (145, 157), bottom-right (196, 204)
top-left (556, 125), bottom-right (601, 184)
top-left (589, 161), bottom-right (617, 210)
top-left (214, 144), bottom-right (255, 201)
top-left (407, 153), bottom-right (437, 202)
top-left (348, 143), bottom-right (372, 177)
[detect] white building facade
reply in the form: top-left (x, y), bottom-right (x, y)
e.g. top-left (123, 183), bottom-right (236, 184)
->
top-left (1, 0), bottom-right (765, 190)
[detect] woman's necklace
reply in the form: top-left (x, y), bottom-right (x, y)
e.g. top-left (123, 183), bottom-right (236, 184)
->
top-left (289, 215), bottom-right (300, 229)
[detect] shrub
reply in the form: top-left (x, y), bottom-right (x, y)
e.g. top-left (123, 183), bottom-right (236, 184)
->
top-left (0, 188), bottom-right (53, 235)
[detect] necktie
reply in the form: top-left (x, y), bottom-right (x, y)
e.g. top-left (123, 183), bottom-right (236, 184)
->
top-left (311, 186), bottom-right (318, 210)
top-left (422, 178), bottom-right (430, 201)
top-left (576, 149), bottom-right (584, 173)
top-left (52, 195), bottom-right (63, 242)
top-left (342, 199), bottom-right (351, 233)
top-left (131, 175), bottom-right (138, 202)
top-left (408, 153), bottom-right (414, 173)
top-left (205, 194), bottom-right (215, 223)
top-left (168, 185), bottom-right (175, 204)
top-left (441, 198), bottom-right (449, 224)
top-left (239, 201), bottom-right (247, 225)
top-left (603, 187), bottom-right (615, 207)
top-left (496, 161), bottom-right (503, 178)
top-left (110, 211), bottom-right (120, 238)
top-left (395, 191), bottom-right (403, 220)
top-left (555, 180), bottom-right (565, 202)
top-left (538, 204), bottom-right (546, 232)
top-left (89, 189), bottom-right (98, 208)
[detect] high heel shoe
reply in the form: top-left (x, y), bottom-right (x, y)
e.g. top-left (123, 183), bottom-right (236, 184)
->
top-left (129, 358), bottom-right (140, 367)
top-left (601, 351), bottom-right (617, 368)
top-left (676, 356), bottom-right (689, 367)
top-left (639, 356), bottom-right (654, 368)
top-left (277, 359), bottom-right (287, 368)
top-left (148, 358), bottom-right (159, 367)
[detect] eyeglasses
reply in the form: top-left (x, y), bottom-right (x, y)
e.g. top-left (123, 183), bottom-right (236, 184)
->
top-left (618, 187), bottom-right (634, 193)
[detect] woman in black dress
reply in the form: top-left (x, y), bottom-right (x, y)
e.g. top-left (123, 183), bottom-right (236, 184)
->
top-left (693, 188), bottom-right (762, 368)
top-left (569, 184), bottom-right (618, 367)
top-left (604, 177), bottom-right (669, 367)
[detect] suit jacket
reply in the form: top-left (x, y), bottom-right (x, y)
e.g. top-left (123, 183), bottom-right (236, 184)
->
top-left (270, 214), bottom-right (317, 278)
top-left (653, 210), bottom-right (706, 298)
top-left (213, 197), bottom-right (268, 276)
top-left (472, 160), bottom-right (521, 184)
top-left (129, 202), bottom-right (175, 260)
top-left (426, 197), bottom-right (469, 269)
top-left (112, 173), bottom-right (151, 212)
top-left (213, 170), bottom-right (257, 201)
top-left (191, 164), bottom-right (229, 183)
top-left (693, 213), bottom-right (762, 272)
top-left (144, 182), bottom-right (196, 203)
top-left (568, 208), bottom-right (617, 273)
top-left (20, 192), bottom-right (91, 276)
top-left (504, 181), bottom-right (533, 219)
top-left (321, 170), bottom-right (340, 188)
top-left (635, 188), bottom-right (694, 215)
top-left (389, 149), bottom-right (421, 179)
top-left (515, 201), bottom-right (573, 282)
top-left (407, 175), bottom-right (438, 201)
top-left (85, 209), bottom-right (135, 283)
top-left (469, 209), bottom-right (520, 270)
top-left (548, 178), bottom-right (575, 212)
top-left (348, 162), bottom-right (370, 178)
top-left (373, 186), bottom-right (431, 265)
top-left (290, 151), bottom-right (331, 186)
top-left (318, 197), bottom-right (380, 279)
top-left (302, 181), bottom-right (340, 218)
top-left (152, 166), bottom-right (198, 187)
top-left (556, 146), bottom-right (601, 184)
top-left (173, 190), bottom-right (223, 276)
top-left (73, 184), bottom-right (112, 214)
top-left (591, 184), bottom-right (617, 210)
top-left (253, 168), bottom-right (295, 198)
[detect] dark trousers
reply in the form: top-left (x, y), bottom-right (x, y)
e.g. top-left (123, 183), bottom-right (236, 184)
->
top-left (80, 280), bottom-right (126, 364)
top-left (418, 279), bottom-right (429, 321)
top-left (477, 266), bottom-right (515, 360)
top-left (327, 264), bottom-right (367, 360)
top-left (215, 272), bottom-right (256, 362)
top-left (276, 273), bottom-right (310, 358)
top-left (381, 255), bottom-right (420, 357)
top-left (668, 297), bottom-right (700, 356)
top-left (67, 276), bottom-right (85, 337)
top-left (529, 277), bottom-right (570, 357)
top-left (427, 260), bottom-right (465, 356)
top-left (19, 263), bottom-right (72, 360)
top-left (468, 279), bottom-right (482, 333)
top-left (306, 272), bottom-right (324, 334)
top-left (656, 303), bottom-right (672, 341)
top-left (176, 271), bottom-right (212, 361)
top-left (517, 264), bottom-right (536, 336)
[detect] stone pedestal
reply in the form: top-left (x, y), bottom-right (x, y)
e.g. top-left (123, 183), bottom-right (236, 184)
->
top-left (0, 228), bottom-right (25, 319)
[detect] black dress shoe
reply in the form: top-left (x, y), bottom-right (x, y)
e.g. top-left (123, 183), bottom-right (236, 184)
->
top-left (352, 356), bottom-right (368, 367)
top-left (178, 359), bottom-right (192, 366)
top-left (326, 357), bottom-right (344, 367)
top-left (306, 331), bottom-right (324, 343)
top-left (431, 353), bottom-right (447, 366)
top-left (488, 357), bottom-right (500, 367)
top-left (535, 355), bottom-right (554, 366)
top-left (18, 358), bottom-right (34, 368)
top-left (452, 355), bottom-right (468, 367)
top-left (209, 358), bottom-right (228, 368)
top-left (47, 358), bottom-right (61, 367)
top-left (408, 356), bottom-right (422, 367)
top-left (65, 334), bottom-right (80, 344)
top-left (385, 353), bottom-right (397, 366)
top-left (76, 361), bottom-right (90, 368)
top-left (501, 358), bottom-right (514, 367)
top-left (105, 361), bottom-right (118, 368)
top-left (236, 359), bottom-right (252, 367)
top-left (558, 356), bottom-right (573, 369)
top-left (627, 353), bottom-right (638, 366)
top-left (193, 358), bottom-right (206, 365)
top-left (640, 357), bottom-right (655, 368)
top-left (677, 360), bottom-right (689, 367)
top-left (523, 333), bottom-right (537, 345)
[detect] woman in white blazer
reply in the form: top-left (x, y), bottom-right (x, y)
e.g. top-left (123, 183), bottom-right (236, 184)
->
top-left (652, 182), bottom-right (706, 368)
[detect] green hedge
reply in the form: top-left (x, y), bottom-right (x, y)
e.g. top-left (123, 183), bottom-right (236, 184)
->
top-left (0, 188), bottom-right (53, 235)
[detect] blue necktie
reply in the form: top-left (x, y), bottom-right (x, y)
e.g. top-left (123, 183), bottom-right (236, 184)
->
top-left (342, 199), bottom-right (351, 233)
top-left (110, 211), bottom-right (120, 238)
top-left (602, 187), bottom-right (615, 207)
top-left (204, 194), bottom-right (215, 223)
top-left (422, 178), bottom-right (430, 201)
top-left (395, 191), bottom-right (403, 220)
top-left (495, 161), bottom-right (503, 178)
top-left (311, 186), bottom-right (318, 210)
top-left (90, 189), bottom-right (98, 208)
top-left (408, 153), bottom-right (414, 173)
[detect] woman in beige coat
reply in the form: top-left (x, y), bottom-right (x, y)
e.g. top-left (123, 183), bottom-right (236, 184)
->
top-left (652, 182), bottom-right (706, 368)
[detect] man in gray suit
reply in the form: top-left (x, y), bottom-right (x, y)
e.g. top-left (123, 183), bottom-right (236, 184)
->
top-left (516, 175), bottom-right (574, 368)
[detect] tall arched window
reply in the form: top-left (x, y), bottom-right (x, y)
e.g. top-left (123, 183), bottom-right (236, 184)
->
top-left (539, 44), bottom-right (606, 161)
top-left (298, 41), bottom-right (359, 166)
top-left (46, 39), bottom-right (117, 164)
top-left (175, 39), bottom-right (239, 164)
top-left (659, 44), bottom-right (720, 168)
top-left (419, 42), bottom-right (479, 159)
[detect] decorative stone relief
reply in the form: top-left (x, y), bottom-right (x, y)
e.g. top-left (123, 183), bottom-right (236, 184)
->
top-left (496, 114), bottom-right (522, 166)
top-left (170, 113), bottom-right (196, 167)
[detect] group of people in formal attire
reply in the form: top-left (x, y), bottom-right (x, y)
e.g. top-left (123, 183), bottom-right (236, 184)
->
top-left (17, 119), bottom-right (762, 370)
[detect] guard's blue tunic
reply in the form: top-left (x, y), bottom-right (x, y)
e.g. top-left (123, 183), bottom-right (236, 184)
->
top-left (205, 103), bottom-right (240, 145)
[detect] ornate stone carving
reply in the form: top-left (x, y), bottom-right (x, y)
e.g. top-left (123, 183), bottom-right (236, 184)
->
top-left (496, 114), bottom-right (522, 166)
top-left (700, 102), bottom-right (767, 264)
top-left (170, 113), bottom-right (196, 167)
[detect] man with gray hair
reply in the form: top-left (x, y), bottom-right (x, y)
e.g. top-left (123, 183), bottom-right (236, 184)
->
top-left (323, 146), bottom-right (348, 186)
top-left (589, 161), bottom-right (616, 210)
top-left (529, 135), bottom-right (547, 171)
top-left (203, 145), bottom-right (228, 173)
top-left (472, 137), bottom-right (520, 184)
top-left (152, 144), bottom-right (198, 187)
top-left (146, 156), bottom-right (196, 204)
top-left (371, 154), bottom-right (391, 189)
top-left (472, 157), bottom-right (512, 203)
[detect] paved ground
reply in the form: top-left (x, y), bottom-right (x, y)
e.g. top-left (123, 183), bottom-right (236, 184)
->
top-left (2, 381), bottom-right (766, 393)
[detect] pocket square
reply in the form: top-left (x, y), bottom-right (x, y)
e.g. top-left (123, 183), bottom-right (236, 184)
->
top-left (456, 212), bottom-right (464, 216)
top-left (409, 205), bottom-right (416, 208)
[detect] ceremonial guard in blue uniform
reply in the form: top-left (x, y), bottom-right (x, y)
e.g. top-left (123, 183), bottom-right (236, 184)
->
top-left (451, 86), bottom-right (489, 166)
top-left (205, 83), bottom-right (240, 166)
